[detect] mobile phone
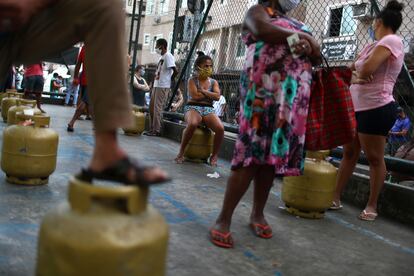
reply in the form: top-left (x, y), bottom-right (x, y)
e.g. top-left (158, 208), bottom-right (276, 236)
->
top-left (287, 33), bottom-right (300, 59)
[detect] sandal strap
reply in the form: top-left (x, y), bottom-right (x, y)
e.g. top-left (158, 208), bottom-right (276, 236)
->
top-left (76, 157), bottom-right (165, 186)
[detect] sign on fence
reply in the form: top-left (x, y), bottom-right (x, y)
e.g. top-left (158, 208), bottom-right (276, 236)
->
top-left (321, 39), bottom-right (357, 61)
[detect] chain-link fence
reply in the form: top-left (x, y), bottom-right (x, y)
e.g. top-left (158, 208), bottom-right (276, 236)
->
top-left (132, 0), bottom-right (414, 127)
top-left (132, 0), bottom-right (414, 138)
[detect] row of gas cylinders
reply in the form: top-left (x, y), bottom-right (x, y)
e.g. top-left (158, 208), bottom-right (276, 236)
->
top-left (0, 96), bottom-right (169, 275)
top-left (0, 92), bottom-right (59, 185)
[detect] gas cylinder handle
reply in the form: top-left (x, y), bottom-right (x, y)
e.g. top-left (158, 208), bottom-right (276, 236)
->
top-left (6, 92), bottom-right (16, 98)
top-left (306, 150), bottom-right (330, 161)
top-left (33, 115), bottom-right (50, 128)
top-left (68, 178), bottom-right (148, 215)
top-left (16, 112), bottom-right (33, 123)
top-left (20, 99), bottom-right (36, 108)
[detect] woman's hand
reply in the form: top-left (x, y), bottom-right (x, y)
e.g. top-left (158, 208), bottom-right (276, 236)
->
top-left (351, 71), bottom-right (373, 84)
top-left (297, 33), bottom-right (322, 64)
top-left (293, 39), bottom-right (312, 57)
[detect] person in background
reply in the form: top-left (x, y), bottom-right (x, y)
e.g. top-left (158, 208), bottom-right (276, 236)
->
top-left (132, 65), bottom-right (150, 106)
top-left (214, 94), bottom-right (227, 121)
top-left (332, 1), bottom-right (405, 221)
top-left (67, 46), bottom-right (91, 131)
top-left (174, 54), bottom-right (224, 166)
top-left (24, 63), bottom-right (46, 113)
top-left (386, 106), bottom-right (411, 156)
top-left (64, 65), bottom-right (79, 106)
top-left (15, 66), bottom-right (24, 91)
top-left (210, 0), bottom-right (321, 248)
top-left (170, 88), bottom-right (184, 112)
top-left (145, 38), bottom-right (177, 136)
top-left (50, 72), bottom-right (62, 99)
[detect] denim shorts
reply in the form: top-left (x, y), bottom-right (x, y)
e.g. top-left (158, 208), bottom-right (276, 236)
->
top-left (184, 105), bottom-right (214, 117)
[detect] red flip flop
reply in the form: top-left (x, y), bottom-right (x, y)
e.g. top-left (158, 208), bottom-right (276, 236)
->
top-left (209, 229), bottom-right (233, 248)
top-left (250, 223), bottom-right (273, 239)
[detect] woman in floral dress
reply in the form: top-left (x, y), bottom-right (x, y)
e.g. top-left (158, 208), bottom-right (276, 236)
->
top-left (210, 0), bottom-right (321, 248)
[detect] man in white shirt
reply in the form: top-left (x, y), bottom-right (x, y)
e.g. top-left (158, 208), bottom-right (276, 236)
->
top-left (213, 95), bottom-right (227, 121)
top-left (145, 38), bottom-right (177, 136)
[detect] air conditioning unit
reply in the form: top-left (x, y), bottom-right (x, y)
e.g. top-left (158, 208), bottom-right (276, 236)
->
top-left (153, 16), bottom-right (161, 24)
top-left (205, 15), bottom-right (212, 24)
top-left (352, 3), bottom-right (372, 20)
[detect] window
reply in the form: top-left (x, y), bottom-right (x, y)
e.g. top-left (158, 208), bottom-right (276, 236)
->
top-left (158, 0), bottom-right (170, 14)
top-left (128, 0), bottom-right (133, 6)
top-left (143, 34), bottom-right (151, 46)
top-left (181, 0), bottom-right (187, 9)
top-left (201, 39), bottom-right (213, 55)
top-left (328, 5), bottom-right (357, 37)
top-left (150, 34), bottom-right (163, 53)
top-left (236, 35), bottom-right (246, 58)
top-left (146, 0), bottom-right (154, 15)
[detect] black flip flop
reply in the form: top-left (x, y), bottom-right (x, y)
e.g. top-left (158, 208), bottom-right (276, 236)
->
top-left (76, 157), bottom-right (170, 186)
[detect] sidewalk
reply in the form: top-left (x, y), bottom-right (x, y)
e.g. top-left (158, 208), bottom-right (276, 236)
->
top-left (0, 105), bottom-right (413, 276)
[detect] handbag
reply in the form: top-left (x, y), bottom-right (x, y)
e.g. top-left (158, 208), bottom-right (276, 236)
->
top-left (305, 57), bottom-right (356, 151)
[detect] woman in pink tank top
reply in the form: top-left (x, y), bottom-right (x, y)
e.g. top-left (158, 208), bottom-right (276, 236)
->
top-left (332, 1), bottom-right (405, 221)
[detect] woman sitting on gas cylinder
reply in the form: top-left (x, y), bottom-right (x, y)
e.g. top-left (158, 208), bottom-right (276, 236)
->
top-left (174, 53), bottom-right (224, 166)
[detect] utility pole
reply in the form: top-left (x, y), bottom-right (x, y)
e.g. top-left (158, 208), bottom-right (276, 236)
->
top-left (129, 0), bottom-right (145, 94)
top-left (184, 0), bottom-right (202, 99)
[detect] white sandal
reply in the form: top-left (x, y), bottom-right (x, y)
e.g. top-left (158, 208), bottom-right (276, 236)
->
top-left (358, 210), bottom-right (378, 221)
top-left (329, 201), bottom-right (343, 210)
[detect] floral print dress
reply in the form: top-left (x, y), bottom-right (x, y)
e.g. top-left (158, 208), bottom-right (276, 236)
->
top-left (231, 9), bottom-right (313, 176)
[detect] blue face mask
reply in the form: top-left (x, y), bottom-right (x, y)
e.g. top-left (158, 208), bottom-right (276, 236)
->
top-left (140, 69), bottom-right (145, 76)
top-left (279, 0), bottom-right (301, 13)
top-left (368, 26), bottom-right (376, 41)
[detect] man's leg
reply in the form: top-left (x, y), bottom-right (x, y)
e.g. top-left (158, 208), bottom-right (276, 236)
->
top-left (148, 88), bottom-right (156, 132)
top-left (152, 88), bottom-right (169, 134)
top-left (5, 0), bottom-right (167, 182)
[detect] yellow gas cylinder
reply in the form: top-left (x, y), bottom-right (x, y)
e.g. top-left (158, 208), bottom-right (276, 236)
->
top-left (1, 92), bottom-right (20, 122)
top-left (184, 126), bottom-right (214, 162)
top-left (7, 99), bottom-right (42, 126)
top-left (282, 151), bottom-right (337, 219)
top-left (36, 178), bottom-right (169, 276)
top-left (1, 113), bottom-right (59, 185)
top-left (0, 92), bottom-right (8, 109)
top-left (123, 111), bottom-right (146, 136)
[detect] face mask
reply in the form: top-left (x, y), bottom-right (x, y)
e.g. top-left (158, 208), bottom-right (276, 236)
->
top-left (197, 67), bottom-right (213, 79)
top-left (279, 0), bottom-right (301, 13)
top-left (139, 69), bottom-right (145, 76)
top-left (155, 48), bottom-right (162, 55)
top-left (368, 26), bottom-right (376, 41)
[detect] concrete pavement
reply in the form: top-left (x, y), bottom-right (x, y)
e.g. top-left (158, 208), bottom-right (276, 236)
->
top-left (0, 105), bottom-right (413, 276)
